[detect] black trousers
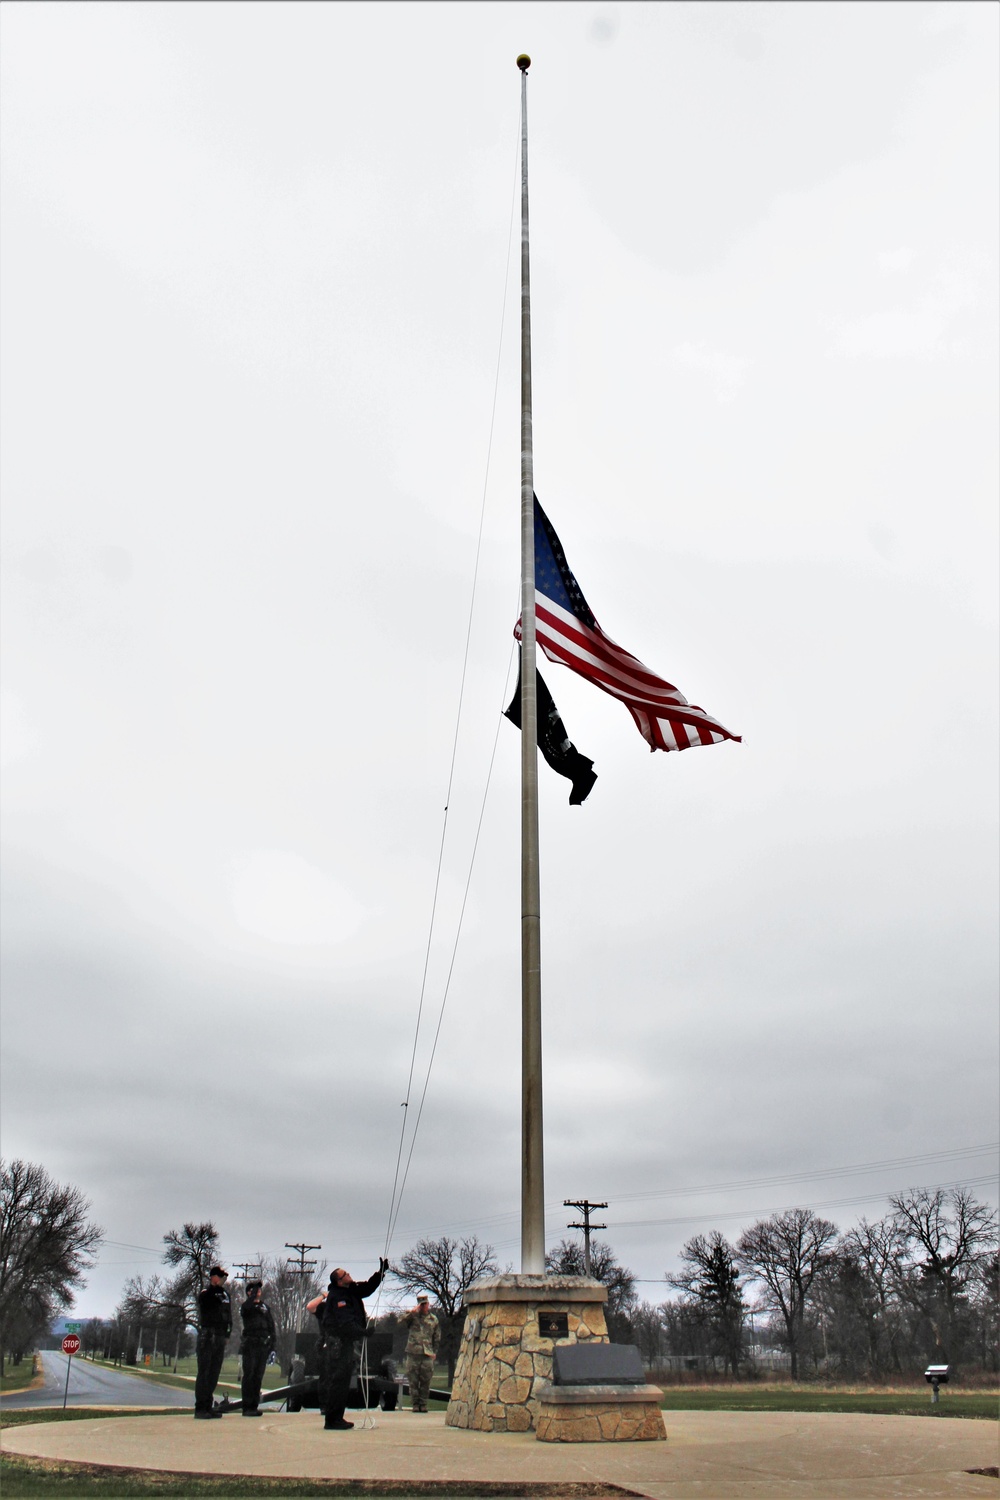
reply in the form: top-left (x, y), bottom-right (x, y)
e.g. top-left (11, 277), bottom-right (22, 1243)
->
top-left (318, 1334), bottom-right (356, 1423)
top-left (241, 1342), bottom-right (269, 1411)
top-left (195, 1329), bottom-right (229, 1412)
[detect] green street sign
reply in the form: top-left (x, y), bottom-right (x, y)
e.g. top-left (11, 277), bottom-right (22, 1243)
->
top-left (64, 1323), bottom-right (81, 1334)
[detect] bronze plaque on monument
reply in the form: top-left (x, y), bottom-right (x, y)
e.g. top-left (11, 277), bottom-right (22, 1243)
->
top-left (538, 1311), bottom-right (569, 1338)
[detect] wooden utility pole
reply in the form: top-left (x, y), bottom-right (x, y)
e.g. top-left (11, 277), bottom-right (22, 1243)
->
top-left (564, 1199), bottom-right (607, 1277)
top-left (284, 1243), bottom-right (321, 1277)
top-left (285, 1242), bottom-right (321, 1332)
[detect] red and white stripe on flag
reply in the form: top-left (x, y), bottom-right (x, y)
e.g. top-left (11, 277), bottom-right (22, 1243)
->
top-left (521, 594), bottom-right (740, 754)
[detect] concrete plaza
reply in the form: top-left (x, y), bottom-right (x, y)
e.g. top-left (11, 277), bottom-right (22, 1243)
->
top-left (2, 1406), bottom-right (998, 1497)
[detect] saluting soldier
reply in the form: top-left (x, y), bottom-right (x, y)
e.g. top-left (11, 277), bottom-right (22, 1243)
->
top-left (194, 1266), bottom-right (232, 1418)
top-left (401, 1292), bottom-right (440, 1413)
top-left (239, 1280), bottom-right (277, 1417)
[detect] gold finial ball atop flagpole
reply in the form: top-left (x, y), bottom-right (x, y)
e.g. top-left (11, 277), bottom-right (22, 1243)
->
top-left (516, 54), bottom-right (531, 71)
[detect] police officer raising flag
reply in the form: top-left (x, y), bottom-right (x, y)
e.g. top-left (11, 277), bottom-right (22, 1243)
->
top-left (306, 1260), bottom-right (388, 1431)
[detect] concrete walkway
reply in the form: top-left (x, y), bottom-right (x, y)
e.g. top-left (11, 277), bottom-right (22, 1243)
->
top-left (2, 1408), bottom-right (998, 1497)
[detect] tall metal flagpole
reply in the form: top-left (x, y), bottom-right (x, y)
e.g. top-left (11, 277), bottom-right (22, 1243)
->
top-left (517, 53), bottom-right (545, 1275)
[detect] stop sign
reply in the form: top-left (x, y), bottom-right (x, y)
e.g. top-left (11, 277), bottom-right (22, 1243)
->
top-left (61, 1334), bottom-right (81, 1356)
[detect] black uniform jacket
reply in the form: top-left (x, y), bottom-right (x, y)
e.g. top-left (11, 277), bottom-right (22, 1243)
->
top-left (240, 1299), bottom-right (277, 1349)
top-left (198, 1283), bottom-right (232, 1335)
top-left (317, 1268), bottom-right (384, 1340)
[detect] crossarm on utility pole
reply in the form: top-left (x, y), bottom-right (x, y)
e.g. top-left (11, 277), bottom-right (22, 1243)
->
top-left (564, 1199), bottom-right (608, 1278)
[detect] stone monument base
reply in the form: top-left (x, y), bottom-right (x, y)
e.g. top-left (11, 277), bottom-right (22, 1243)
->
top-left (534, 1382), bottom-right (667, 1442)
top-left (446, 1274), bottom-right (608, 1433)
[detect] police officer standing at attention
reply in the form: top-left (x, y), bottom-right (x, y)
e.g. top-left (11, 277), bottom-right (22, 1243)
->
top-left (401, 1292), bottom-right (440, 1412)
top-left (194, 1266), bottom-right (232, 1418)
top-left (306, 1260), bottom-right (387, 1431)
top-left (239, 1280), bottom-right (276, 1417)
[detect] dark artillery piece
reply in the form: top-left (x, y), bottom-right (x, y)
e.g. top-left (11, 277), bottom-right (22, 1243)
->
top-left (216, 1330), bottom-right (400, 1413)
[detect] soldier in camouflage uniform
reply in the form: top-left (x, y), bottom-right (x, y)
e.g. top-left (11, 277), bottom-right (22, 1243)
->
top-left (401, 1293), bottom-right (440, 1412)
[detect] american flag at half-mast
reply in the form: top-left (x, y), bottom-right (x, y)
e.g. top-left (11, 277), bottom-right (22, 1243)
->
top-left (515, 497), bottom-right (741, 754)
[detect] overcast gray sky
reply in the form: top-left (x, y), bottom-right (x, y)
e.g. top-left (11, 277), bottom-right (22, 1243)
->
top-left (2, 1), bottom-right (997, 1317)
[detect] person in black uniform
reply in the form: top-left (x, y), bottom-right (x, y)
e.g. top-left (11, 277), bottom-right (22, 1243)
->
top-left (239, 1280), bottom-right (277, 1417)
top-left (194, 1266), bottom-right (232, 1418)
top-left (306, 1260), bottom-right (387, 1430)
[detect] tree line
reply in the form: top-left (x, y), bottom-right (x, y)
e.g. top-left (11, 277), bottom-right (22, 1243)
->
top-left (3, 1157), bottom-right (996, 1385)
top-left (95, 1222), bottom-right (333, 1377)
top-left (0, 1159), bottom-right (102, 1374)
top-left (586, 1189), bottom-right (997, 1382)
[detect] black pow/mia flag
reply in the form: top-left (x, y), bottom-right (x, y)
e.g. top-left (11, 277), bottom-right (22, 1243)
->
top-left (504, 652), bottom-right (597, 806)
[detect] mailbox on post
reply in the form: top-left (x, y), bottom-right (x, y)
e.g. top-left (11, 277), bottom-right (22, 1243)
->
top-left (924, 1364), bottom-right (949, 1404)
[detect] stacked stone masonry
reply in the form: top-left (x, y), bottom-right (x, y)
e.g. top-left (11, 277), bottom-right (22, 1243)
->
top-left (534, 1383), bottom-right (667, 1443)
top-left (446, 1275), bottom-right (610, 1434)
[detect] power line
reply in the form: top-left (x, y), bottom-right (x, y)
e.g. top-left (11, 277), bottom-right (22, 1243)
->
top-left (383, 1142), bottom-right (998, 1244)
top-left (607, 1143), bottom-right (1000, 1207)
top-left (94, 1145), bottom-right (997, 1275)
top-left (608, 1174), bottom-right (999, 1231)
top-left (420, 1173), bottom-right (999, 1263)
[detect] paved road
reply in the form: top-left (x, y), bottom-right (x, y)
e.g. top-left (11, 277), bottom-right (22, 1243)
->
top-left (1, 1350), bottom-right (194, 1409)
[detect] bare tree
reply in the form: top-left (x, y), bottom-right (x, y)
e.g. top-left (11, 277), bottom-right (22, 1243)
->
top-left (629, 1301), bottom-right (666, 1367)
top-left (114, 1272), bottom-right (188, 1365)
top-left (659, 1297), bottom-right (713, 1363)
top-left (546, 1238), bottom-right (637, 1341)
top-left (888, 1187), bottom-right (998, 1360)
top-left (828, 1215), bottom-right (909, 1378)
top-left (80, 1317), bottom-right (107, 1361)
top-left (0, 1159), bottom-right (102, 1374)
top-left (161, 1221), bottom-right (220, 1329)
top-left (969, 1249), bottom-right (999, 1374)
top-left (737, 1209), bottom-right (838, 1379)
top-left (668, 1232), bottom-right (745, 1376)
top-left (391, 1236), bottom-right (498, 1383)
top-left (257, 1253), bottom-right (326, 1377)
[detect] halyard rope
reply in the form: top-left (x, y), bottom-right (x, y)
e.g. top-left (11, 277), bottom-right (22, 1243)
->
top-left (356, 111), bottom-right (522, 1429)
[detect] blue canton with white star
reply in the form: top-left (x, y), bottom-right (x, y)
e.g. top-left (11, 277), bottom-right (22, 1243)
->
top-left (534, 497), bottom-right (597, 630)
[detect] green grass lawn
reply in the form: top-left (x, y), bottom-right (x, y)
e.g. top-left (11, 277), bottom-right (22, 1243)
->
top-left (165, 1356), bottom-right (286, 1390)
top-left (1, 1358), bottom-right (40, 1395)
top-left (78, 1355), bottom-right (287, 1396)
top-left (0, 1456), bottom-right (519, 1498)
top-left (1, 1409), bottom-right (191, 1431)
top-left (658, 1384), bottom-right (999, 1420)
top-left (81, 1353), bottom-right (440, 1408)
